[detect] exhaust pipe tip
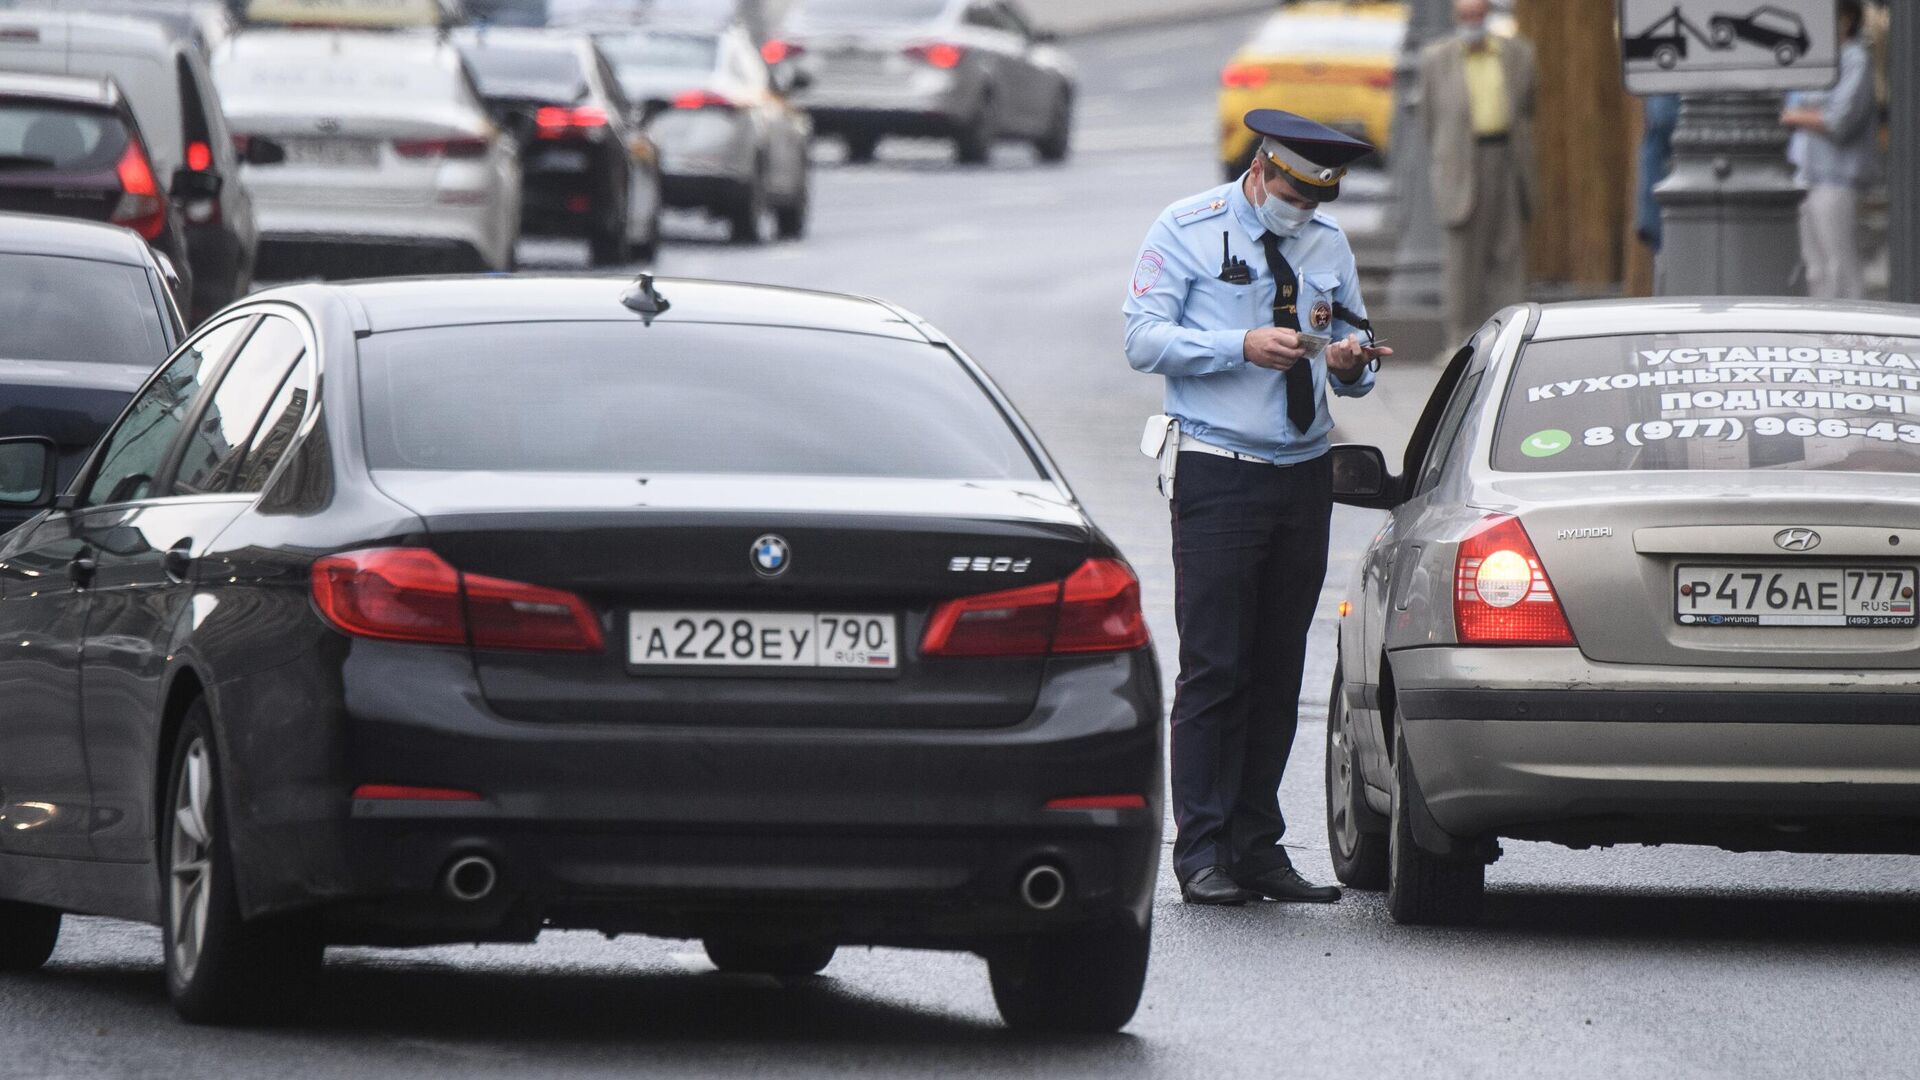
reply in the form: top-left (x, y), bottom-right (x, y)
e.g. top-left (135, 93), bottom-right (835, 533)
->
top-left (442, 854), bottom-right (498, 903)
top-left (1019, 862), bottom-right (1067, 912)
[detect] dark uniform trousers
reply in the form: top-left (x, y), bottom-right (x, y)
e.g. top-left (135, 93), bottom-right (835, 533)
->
top-left (1168, 449), bottom-right (1333, 884)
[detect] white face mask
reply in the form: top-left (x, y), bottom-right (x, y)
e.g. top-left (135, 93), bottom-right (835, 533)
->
top-left (1460, 22), bottom-right (1488, 45)
top-left (1251, 174), bottom-right (1315, 237)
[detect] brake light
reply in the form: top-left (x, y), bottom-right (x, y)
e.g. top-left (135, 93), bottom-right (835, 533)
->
top-left (394, 136), bottom-right (490, 159)
top-left (1453, 516), bottom-right (1575, 646)
top-left (1221, 62), bottom-right (1270, 88)
top-left (534, 106), bottom-right (608, 138)
top-left (921, 558), bottom-right (1148, 658)
top-left (671, 89), bottom-right (737, 110)
top-left (110, 141), bottom-right (166, 240)
top-left (761, 38), bottom-right (802, 64)
top-left (352, 784), bottom-right (482, 801)
top-left (905, 42), bottom-right (965, 69)
top-left (186, 139), bottom-right (213, 171)
top-left (311, 547), bottom-right (604, 653)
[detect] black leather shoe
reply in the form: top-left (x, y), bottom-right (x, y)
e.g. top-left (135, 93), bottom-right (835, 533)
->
top-left (1181, 866), bottom-right (1254, 906)
top-left (1238, 865), bottom-right (1342, 903)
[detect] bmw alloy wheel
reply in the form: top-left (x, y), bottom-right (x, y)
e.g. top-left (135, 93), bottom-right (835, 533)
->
top-left (169, 737), bottom-right (215, 983)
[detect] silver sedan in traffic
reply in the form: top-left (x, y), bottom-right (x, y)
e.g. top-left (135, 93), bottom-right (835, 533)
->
top-left (775, 0), bottom-right (1073, 165)
top-left (1326, 299), bottom-right (1920, 925)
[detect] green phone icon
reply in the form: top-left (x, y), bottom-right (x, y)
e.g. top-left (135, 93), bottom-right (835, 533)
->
top-left (1521, 429), bottom-right (1571, 458)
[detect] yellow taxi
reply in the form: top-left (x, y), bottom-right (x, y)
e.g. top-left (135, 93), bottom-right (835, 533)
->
top-left (1217, 2), bottom-right (1406, 180)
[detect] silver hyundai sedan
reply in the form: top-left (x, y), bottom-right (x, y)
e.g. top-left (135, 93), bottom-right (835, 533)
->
top-left (1325, 299), bottom-right (1920, 926)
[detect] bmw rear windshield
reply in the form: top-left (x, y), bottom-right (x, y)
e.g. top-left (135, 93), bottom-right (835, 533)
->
top-left (357, 322), bottom-right (1043, 479)
top-left (1494, 332), bottom-right (1920, 474)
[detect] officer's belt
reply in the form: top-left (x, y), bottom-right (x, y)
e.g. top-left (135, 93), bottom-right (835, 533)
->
top-left (1180, 436), bottom-right (1293, 466)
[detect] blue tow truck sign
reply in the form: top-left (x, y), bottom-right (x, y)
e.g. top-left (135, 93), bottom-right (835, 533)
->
top-left (1619, 0), bottom-right (1838, 94)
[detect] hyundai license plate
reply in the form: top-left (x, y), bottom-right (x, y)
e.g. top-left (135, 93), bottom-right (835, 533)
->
top-left (282, 138), bottom-right (378, 168)
top-left (1675, 565), bottom-right (1917, 627)
top-left (629, 611), bottom-right (897, 668)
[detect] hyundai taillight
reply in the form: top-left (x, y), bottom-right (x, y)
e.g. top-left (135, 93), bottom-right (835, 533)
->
top-left (761, 38), bottom-right (803, 64)
top-left (671, 89), bottom-right (737, 110)
top-left (1453, 515), bottom-right (1575, 646)
top-left (921, 558), bottom-right (1149, 658)
top-left (1220, 62), bottom-right (1270, 88)
top-left (905, 42), bottom-right (966, 69)
top-left (394, 136), bottom-right (490, 159)
top-left (110, 141), bottom-right (166, 240)
top-left (311, 547), bottom-right (604, 653)
top-left (534, 106), bottom-right (608, 138)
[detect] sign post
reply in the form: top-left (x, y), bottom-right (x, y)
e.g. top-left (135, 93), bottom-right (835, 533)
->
top-left (1618, 0), bottom-right (1839, 297)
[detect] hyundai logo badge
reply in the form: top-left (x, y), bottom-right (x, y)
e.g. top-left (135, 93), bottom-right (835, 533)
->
top-left (752, 534), bottom-right (790, 577)
top-left (1774, 528), bottom-right (1821, 552)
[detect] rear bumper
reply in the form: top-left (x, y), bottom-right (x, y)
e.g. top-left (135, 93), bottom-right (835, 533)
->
top-left (805, 104), bottom-right (968, 139)
top-left (250, 190), bottom-right (512, 270)
top-left (1392, 647), bottom-right (1920, 851)
top-left (227, 645), bottom-right (1164, 947)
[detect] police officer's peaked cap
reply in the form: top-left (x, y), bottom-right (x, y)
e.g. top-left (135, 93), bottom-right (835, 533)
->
top-left (1244, 109), bottom-right (1374, 202)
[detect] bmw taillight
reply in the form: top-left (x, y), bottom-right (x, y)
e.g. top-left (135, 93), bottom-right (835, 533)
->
top-left (671, 89), bottom-right (737, 110)
top-left (1453, 515), bottom-right (1575, 646)
top-left (1220, 62), bottom-right (1270, 88)
top-left (921, 558), bottom-right (1149, 658)
top-left (111, 141), bottom-right (166, 240)
top-left (394, 136), bottom-right (490, 160)
top-left (311, 547), bottom-right (604, 653)
top-left (534, 106), bottom-right (608, 139)
top-left (905, 42), bottom-right (966, 69)
top-left (761, 38), bottom-right (803, 64)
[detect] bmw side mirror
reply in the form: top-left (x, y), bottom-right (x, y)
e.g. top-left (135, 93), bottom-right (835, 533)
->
top-left (1329, 443), bottom-right (1402, 508)
top-left (170, 166), bottom-right (223, 202)
top-left (243, 136), bottom-right (287, 166)
top-left (0, 436), bottom-right (58, 511)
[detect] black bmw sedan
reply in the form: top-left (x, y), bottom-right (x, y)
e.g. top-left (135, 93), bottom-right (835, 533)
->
top-left (0, 274), bottom-right (1161, 1033)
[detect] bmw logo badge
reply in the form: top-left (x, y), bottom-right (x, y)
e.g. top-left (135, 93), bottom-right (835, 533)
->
top-left (752, 534), bottom-right (790, 578)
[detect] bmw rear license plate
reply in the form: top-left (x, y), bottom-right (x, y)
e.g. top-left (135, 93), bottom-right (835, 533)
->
top-left (629, 611), bottom-right (897, 669)
top-left (1675, 566), bottom-right (1917, 627)
top-left (282, 138), bottom-right (378, 168)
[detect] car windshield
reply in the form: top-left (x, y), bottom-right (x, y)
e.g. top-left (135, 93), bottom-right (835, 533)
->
top-left (597, 31), bottom-right (716, 72)
top-left (794, 0), bottom-right (947, 28)
top-left (358, 322), bottom-right (1041, 479)
top-left (460, 43), bottom-right (587, 100)
top-left (0, 102), bottom-right (129, 171)
top-left (0, 254), bottom-right (165, 364)
top-left (1248, 14), bottom-right (1405, 55)
top-left (1494, 331), bottom-right (1920, 474)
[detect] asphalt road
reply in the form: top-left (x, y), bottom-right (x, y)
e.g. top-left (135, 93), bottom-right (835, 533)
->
top-left (10, 14), bottom-right (1920, 1080)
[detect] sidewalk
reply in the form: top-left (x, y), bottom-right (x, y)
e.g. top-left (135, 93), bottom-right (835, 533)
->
top-left (1022, 0), bottom-right (1274, 36)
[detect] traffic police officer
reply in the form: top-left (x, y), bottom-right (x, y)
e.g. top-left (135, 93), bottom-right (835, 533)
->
top-left (1125, 110), bottom-right (1391, 906)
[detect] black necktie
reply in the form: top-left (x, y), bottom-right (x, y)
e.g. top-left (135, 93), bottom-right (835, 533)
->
top-left (1259, 231), bottom-right (1317, 435)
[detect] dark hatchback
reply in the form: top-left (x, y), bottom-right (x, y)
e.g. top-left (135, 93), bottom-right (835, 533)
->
top-left (0, 211), bottom-right (183, 531)
top-left (0, 275), bottom-right (1161, 1033)
top-left (455, 29), bottom-right (663, 265)
top-left (0, 71), bottom-right (203, 310)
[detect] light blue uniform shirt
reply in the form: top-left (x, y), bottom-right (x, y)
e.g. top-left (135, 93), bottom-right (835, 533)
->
top-left (1123, 178), bottom-right (1374, 466)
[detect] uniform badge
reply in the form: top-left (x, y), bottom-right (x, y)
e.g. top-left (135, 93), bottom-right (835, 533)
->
top-left (1310, 300), bottom-right (1332, 331)
top-left (1132, 249), bottom-right (1165, 298)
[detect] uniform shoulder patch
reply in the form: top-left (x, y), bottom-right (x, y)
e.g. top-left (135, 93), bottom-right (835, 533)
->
top-left (1131, 249), bottom-right (1166, 297)
top-left (1170, 197), bottom-right (1229, 227)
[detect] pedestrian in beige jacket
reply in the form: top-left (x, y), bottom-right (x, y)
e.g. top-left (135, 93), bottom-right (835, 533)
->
top-left (1418, 0), bottom-right (1538, 346)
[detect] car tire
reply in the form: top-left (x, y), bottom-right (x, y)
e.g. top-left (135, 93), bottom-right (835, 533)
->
top-left (843, 133), bottom-right (878, 164)
top-left (704, 935), bottom-right (835, 976)
top-left (988, 916), bottom-right (1149, 1033)
top-left (954, 95), bottom-right (995, 166)
top-left (1034, 90), bottom-right (1072, 164)
top-left (1325, 667), bottom-right (1389, 891)
top-left (726, 169), bottom-right (768, 245)
top-left (163, 700), bottom-right (323, 1025)
top-left (1386, 731), bottom-right (1484, 927)
top-left (0, 901), bottom-right (60, 971)
top-left (774, 179), bottom-right (809, 241)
